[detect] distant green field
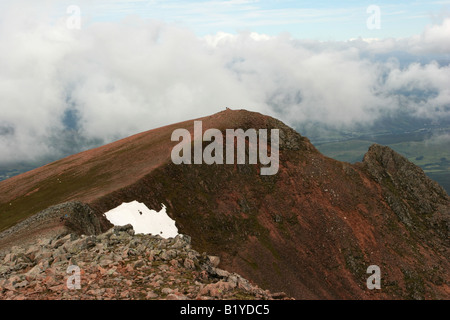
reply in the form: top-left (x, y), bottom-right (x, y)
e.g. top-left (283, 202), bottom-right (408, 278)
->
top-left (316, 136), bottom-right (450, 195)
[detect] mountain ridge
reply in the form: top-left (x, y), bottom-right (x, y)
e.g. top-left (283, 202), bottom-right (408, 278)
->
top-left (0, 109), bottom-right (448, 299)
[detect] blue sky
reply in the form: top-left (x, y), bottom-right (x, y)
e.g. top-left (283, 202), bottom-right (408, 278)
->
top-left (67, 0), bottom-right (450, 40)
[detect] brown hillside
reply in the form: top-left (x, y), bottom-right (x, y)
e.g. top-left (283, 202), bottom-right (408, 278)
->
top-left (0, 109), bottom-right (448, 299)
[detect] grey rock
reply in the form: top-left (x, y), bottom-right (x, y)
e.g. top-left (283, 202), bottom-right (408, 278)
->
top-left (12, 263), bottom-right (30, 271)
top-left (3, 253), bottom-right (11, 263)
top-left (146, 291), bottom-right (159, 299)
top-left (160, 249), bottom-right (177, 261)
top-left (26, 264), bottom-right (44, 277)
top-left (161, 288), bottom-right (173, 295)
top-left (183, 258), bottom-right (195, 270)
top-left (214, 268), bottom-right (230, 278)
top-left (171, 234), bottom-right (191, 249)
top-left (127, 248), bottom-right (138, 257)
top-left (271, 292), bottom-right (288, 299)
top-left (52, 234), bottom-right (71, 248)
top-left (14, 280), bottom-right (28, 288)
top-left (133, 260), bottom-right (145, 268)
top-left (114, 224), bottom-right (135, 236)
top-left (208, 256), bottom-right (220, 268)
top-left (0, 265), bottom-right (10, 275)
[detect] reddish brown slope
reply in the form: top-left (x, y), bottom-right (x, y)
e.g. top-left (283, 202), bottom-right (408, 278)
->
top-left (0, 109), bottom-right (449, 299)
top-left (0, 110), bottom-right (257, 231)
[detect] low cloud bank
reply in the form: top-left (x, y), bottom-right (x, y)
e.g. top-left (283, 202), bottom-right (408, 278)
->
top-left (0, 3), bottom-right (449, 164)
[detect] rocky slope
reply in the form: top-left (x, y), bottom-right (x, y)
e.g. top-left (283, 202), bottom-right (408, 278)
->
top-left (361, 144), bottom-right (449, 236)
top-left (0, 109), bottom-right (448, 299)
top-left (0, 202), bottom-right (107, 250)
top-left (0, 224), bottom-right (286, 300)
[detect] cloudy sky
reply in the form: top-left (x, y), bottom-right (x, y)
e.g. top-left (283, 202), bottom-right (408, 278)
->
top-left (0, 0), bottom-right (449, 164)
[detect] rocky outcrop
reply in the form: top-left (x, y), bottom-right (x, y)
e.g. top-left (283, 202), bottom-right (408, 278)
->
top-left (60, 202), bottom-right (111, 235)
top-left (0, 225), bottom-right (287, 300)
top-left (362, 144), bottom-right (449, 240)
top-left (0, 202), bottom-right (111, 252)
top-left (0, 202), bottom-right (108, 241)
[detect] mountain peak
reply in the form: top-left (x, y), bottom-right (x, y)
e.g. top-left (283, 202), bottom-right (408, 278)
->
top-left (0, 110), bottom-right (448, 300)
top-left (363, 143), bottom-right (449, 210)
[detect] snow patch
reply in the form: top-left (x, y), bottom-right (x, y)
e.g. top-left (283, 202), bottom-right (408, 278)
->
top-left (104, 201), bottom-right (178, 239)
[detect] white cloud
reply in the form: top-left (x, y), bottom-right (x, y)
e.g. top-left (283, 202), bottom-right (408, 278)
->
top-left (424, 132), bottom-right (450, 147)
top-left (0, 2), bottom-right (449, 164)
top-left (414, 18), bottom-right (450, 53)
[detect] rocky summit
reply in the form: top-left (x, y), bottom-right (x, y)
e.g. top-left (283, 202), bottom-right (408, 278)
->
top-left (0, 224), bottom-right (287, 300)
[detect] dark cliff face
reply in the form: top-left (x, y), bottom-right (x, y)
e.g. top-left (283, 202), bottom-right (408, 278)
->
top-left (0, 109), bottom-right (449, 300)
top-left (61, 202), bottom-right (111, 236)
top-left (361, 144), bottom-right (449, 239)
